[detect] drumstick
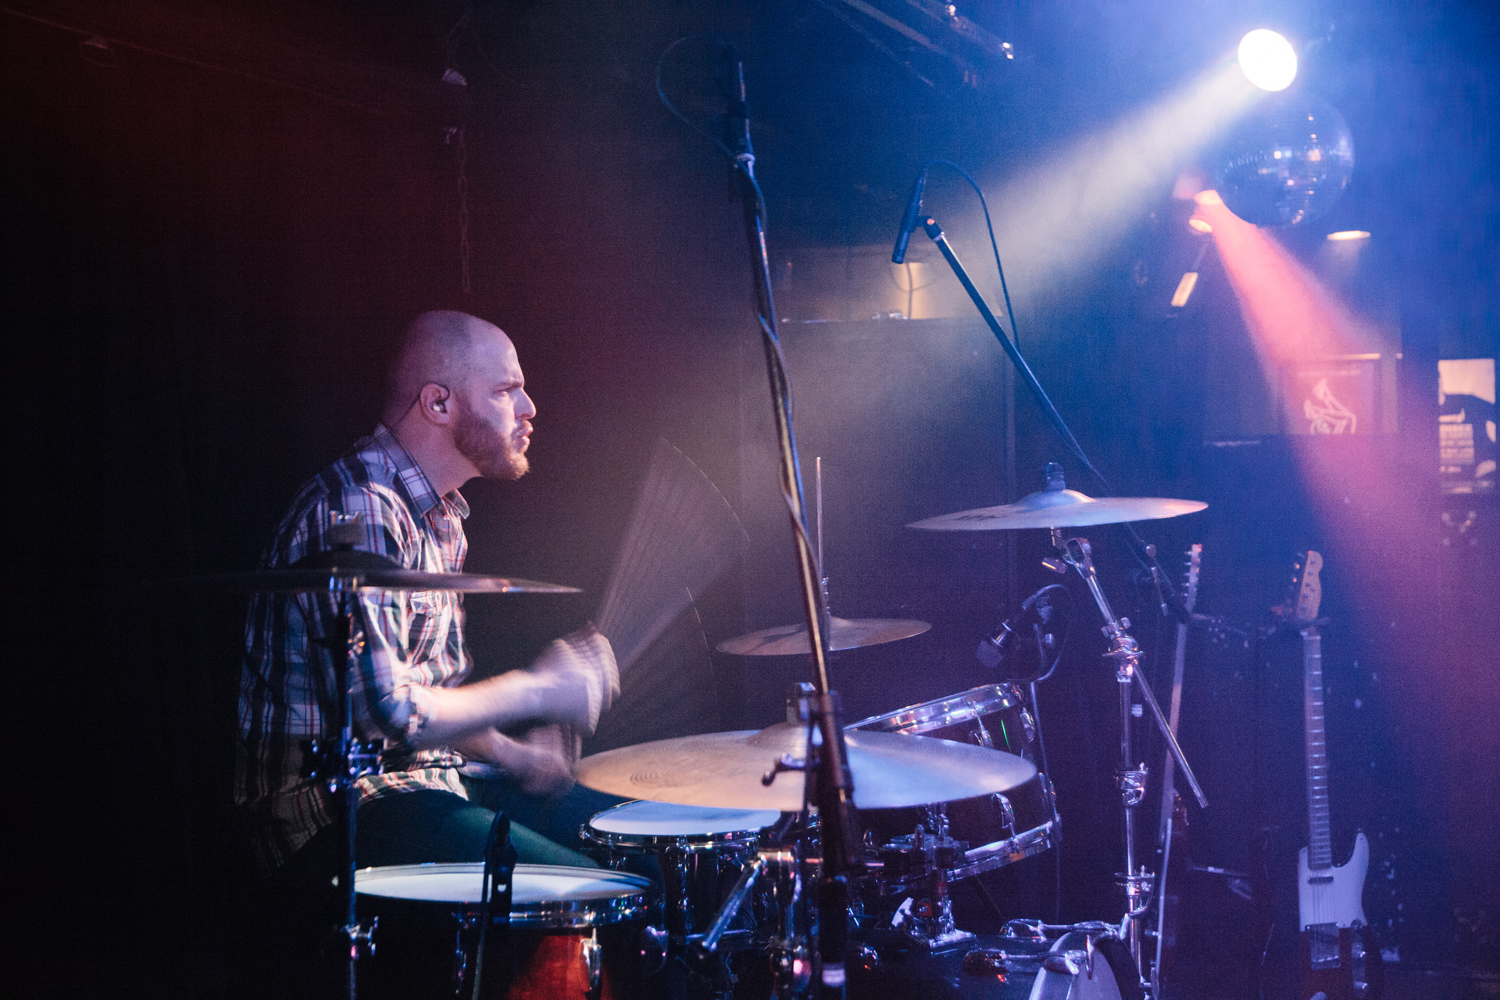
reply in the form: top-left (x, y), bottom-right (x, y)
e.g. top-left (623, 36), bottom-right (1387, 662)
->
top-left (595, 438), bottom-right (746, 674)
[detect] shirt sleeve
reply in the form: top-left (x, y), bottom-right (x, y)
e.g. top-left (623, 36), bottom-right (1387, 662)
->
top-left (288, 485), bottom-right (424, 745)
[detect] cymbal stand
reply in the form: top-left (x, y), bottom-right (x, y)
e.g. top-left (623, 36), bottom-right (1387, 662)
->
top-left (307, 521), bottom-right (386, 1000)
top-left (1049, 528), bottom-right (1207, 993)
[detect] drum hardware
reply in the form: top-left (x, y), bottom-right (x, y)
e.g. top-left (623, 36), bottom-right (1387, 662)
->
top-left (882, 821), bottom-right (975, 952)
top-left (1041, 508), bottom-right (1208, 993)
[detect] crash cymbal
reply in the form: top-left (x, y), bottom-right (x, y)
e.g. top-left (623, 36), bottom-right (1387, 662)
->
top-left (908, 486), bottom-right (1206, 531)
top-left (716, 616), bottom-right (931, 656)
top-left (575, 722), bottom-right (1036, 811)
top-left (184, 551), bottom-right (580, 594)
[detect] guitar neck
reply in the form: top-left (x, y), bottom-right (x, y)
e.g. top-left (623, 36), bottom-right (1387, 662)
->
top-left (1302, 627), bottom-right (1334, 870)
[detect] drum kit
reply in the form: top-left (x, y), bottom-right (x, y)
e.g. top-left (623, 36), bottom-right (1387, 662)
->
top-left (217, 464), bottom-right (1209, 999)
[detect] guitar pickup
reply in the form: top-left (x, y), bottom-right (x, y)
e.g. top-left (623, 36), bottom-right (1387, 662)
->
top-left (1307, 875), bottom-right (1335, 885)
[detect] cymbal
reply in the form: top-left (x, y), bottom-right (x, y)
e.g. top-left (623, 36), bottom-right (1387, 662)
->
top-left (189, 567), bottom-right (581, 594)
top-left (907, 487), bottom-right (1206, 531)
top-left (716, 616), bottom-right (931, 657)
top-left (575, 722), bottom-right (1036, 811)
top-left (184, 552), bottom-right (579, 594)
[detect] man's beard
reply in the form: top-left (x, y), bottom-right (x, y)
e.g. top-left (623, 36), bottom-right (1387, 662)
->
top-left (453, 395), bottom-right (529, 481)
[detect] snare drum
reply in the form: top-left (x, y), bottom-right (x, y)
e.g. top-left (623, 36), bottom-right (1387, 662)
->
top-left (849, 684), bottom-right (1060, 884)
top-left (355, 863), bottom-right (654, 999)
top-left (584, 800), bottom-right (780, 935)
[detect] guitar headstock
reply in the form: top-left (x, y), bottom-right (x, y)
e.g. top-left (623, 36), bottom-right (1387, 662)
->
top-left (1181, 544), bottom-right (1203, 615)
top-left (1274, 550), bottom-right (1324, 626)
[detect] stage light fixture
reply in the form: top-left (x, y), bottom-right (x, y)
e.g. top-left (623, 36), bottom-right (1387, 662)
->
top-left (1326, 230), bottom-right (1371, 241)
top-left (1171, 272), bottom-right (1200, 307)
top-left (1238, 29), bottom-right (1297, 91)
top-left (1189, 218), bottom-right (1214, 233)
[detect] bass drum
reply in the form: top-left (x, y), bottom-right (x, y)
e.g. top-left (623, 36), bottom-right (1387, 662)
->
top-left (849, 684), bottom-right (1060, 881)
top-left (848, 930), bottom-right (1141, 1000)
top-left (354, 863), bottom-right (655, 1000)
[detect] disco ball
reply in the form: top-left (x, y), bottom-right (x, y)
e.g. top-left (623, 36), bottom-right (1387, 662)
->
top-left (1212, 92), bottom-right (1354, 227)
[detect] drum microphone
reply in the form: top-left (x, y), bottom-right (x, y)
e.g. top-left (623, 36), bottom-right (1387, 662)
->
top-left (891, 166), bottom-right (930, 264)
top-left (976, 585), bottom-right (1065, 670)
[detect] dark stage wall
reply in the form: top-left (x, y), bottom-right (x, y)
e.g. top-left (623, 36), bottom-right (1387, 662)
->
top-left (7, 2), bottom-right (1497, 996)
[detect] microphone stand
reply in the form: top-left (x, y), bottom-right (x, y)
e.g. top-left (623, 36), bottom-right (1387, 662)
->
top-left (914, 214), bottom-right (1207, 993)
top-left (724, 52), bottom-right (861, 997)
top-left (914, 214), bottom-right (1193, 627)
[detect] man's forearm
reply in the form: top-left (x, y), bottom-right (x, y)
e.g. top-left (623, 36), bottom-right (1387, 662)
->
top-left (405, 671), bottom-right (553, 748)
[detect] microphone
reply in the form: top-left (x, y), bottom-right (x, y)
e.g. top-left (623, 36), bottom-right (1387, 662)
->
top-left (976, 584), bottom-right (1065, 670)
top-left (891, 167), bottom-right (929, 264)
top-left (724, 47), bottom-right (752, 161)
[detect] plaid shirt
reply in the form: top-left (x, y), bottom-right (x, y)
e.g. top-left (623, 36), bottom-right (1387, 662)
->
top-left (236, 425), bottom-right (474, 873)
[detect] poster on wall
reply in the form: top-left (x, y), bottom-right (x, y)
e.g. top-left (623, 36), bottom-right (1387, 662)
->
top-left (1281, 357), bottom-right (1380, 435)
top-left (1439, 357), bottom-right (1497, 495)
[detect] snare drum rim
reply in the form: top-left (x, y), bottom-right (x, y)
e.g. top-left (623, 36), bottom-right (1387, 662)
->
top-left (846, 683), bottom-right (1025, 736)
top-left (355, 863), bottom-right (653, 929)
top-left (582, 800), bottom-right (775, 852)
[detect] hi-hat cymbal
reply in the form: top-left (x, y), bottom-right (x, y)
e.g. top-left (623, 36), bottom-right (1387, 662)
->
top-left (908, 487), bottom-right (1206, 531)
top-left (716, 616), bottom-right (931, 657)
top-left (183, 551), bottom-right (580, 594)
top-left (575, 722), bottom-right (1036, 811)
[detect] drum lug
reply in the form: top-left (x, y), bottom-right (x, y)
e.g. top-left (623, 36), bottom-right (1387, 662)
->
top-left (581, 928), bottom-right (603, 998)
top-left (991, 792), bottom-right (1017, 836)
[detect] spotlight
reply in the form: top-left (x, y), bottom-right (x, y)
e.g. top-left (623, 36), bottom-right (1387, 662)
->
top-left (1171, 272), bottom-right (1200, 307)
top-left (1326, 230), bottom-right (1371, 241)
top-left (1189, 218), bottom-right (1214, 233)
top-left (1238, 29), bottom-right (1297, 91)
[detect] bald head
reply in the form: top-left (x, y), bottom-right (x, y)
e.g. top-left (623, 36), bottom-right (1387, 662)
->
top-left (383, 311), bottom-right (504, 426)
top-left (381, 311), bottom-right (536, 495)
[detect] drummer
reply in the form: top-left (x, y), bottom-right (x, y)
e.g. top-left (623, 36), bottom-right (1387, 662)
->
top-left (234, 312), bottom-right (620, 977)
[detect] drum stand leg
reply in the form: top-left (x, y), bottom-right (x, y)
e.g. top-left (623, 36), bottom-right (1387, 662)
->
top-left (308, 578), bottom-right (383, 1000)
top-left (1053, 529), bottom-right (1208, 997)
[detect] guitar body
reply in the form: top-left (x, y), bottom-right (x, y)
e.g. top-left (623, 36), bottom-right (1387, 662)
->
top-left (1298, 831), bottom-right (1369, 931)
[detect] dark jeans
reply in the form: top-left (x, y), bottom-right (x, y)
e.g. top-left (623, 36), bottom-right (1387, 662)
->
top-left (235, 784), bottom-right (624, 999)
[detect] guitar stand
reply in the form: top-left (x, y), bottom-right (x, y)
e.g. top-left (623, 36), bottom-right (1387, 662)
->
top-left (1049, 524), bottom-right (1208, 995)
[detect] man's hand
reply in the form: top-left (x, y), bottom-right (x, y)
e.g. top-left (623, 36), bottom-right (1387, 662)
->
top-left (453, 725), bottom-right (577, 797)
top-left (528, 628), bottom-right (619, 734)
top-left (401, 627), bottom-right (618, 750)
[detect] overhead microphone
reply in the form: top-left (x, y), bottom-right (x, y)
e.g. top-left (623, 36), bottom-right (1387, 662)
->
top-left (890, 167), bottom-right (929, 264)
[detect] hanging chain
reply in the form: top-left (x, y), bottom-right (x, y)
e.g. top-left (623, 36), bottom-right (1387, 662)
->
top-left (450, 125), bottom-right (472, 295)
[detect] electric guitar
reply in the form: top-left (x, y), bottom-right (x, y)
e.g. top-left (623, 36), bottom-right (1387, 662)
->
top-left (1151, 544), bottom-right (1201, 994)
top-left (1284, 551), bottom-right (1380, 1000)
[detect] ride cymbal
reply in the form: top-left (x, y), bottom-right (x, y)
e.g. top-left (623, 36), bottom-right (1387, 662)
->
top-left (908, 487), bottom-right (1206, 531)
top-left (575, 722), bottom-right (1036, 811)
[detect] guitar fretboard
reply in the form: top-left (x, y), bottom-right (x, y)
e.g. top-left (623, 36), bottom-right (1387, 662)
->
top-left (1302, 628), bottom-right (1334, 870)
